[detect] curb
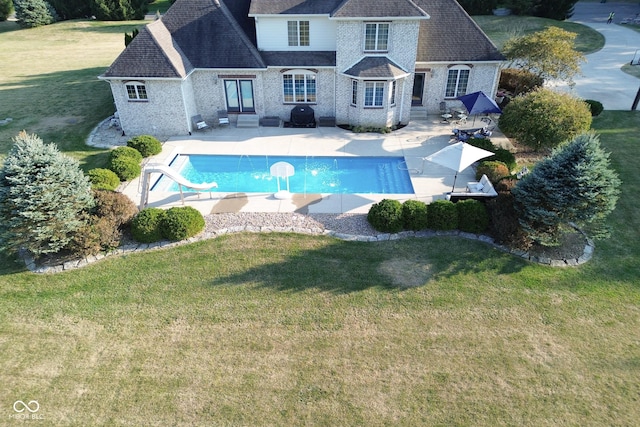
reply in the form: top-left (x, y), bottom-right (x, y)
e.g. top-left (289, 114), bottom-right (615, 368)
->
top-left (20, 226), bottom-right (595, 274)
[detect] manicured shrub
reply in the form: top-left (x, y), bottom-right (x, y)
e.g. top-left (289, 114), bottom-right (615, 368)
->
top-left (427, 200), bottom-right (458, 231)
top-left (127, 135), bottom-right (162, 157)
top-left (160, 206), bottom-right (205, 241)
top-left (68, 190), bottom-right (138, 256)
top-left (367, 199), bottom-right (403, 233)
top-left (498, 68), bottom-right (544, 96)
top-left (489, 148), bottom-right (517, 172)
top-left (402, 200), bottom-right (428, 231)
top-left (495, 178), bottom-right (518, 193)
top-left (110, 146), bottom-right (143, 163)
top-left (109, 157), bottom-right (141, 181)
top-left (0, 131), bottom-right (94, 256)
top-left (499, 88), bottom-right (592, 151)
top-left (131, 207), bottom-right (166, 243)
top-left (456, 199), bottom-right (489, 234)
top-left (88, 168), bottom-right (120, 191)
top-left (584, 99), bottom-right (604, 116)
top-left (466, 137), bottom-right (494, 152)
top-left (486, 192), bottom-right (532, 250)
top-left (108, 147), bottom-right (142, 181)
top-left (476, 161), bottom-right (510, 184)
top-left (0, 0), bottom-right (13, 21)
top-left (13, 0), bottom-right (59, 28)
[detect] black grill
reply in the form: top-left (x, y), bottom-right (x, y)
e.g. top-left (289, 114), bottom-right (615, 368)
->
top-left (289, 105), bottom-right (316, 128)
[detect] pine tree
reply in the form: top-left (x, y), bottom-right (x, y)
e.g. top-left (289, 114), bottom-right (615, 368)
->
top-left (0, 131), bottom-right (95, 257)
top-left (512, 132), bottom-right (621, 246)
top-left (13, 0), bottom-right (59, 28)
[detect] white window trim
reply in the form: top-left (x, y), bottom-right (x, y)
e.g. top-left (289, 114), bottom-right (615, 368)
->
top-left (445, 65), bottom-right (471, 99)
top-left (287, 20), bottom-right (310, 47)
top-left (282, 70), bottom-right (317, 104)
top-left (351, 80), bottom-right (358, 106)
top-left (364, 81), bottom-right (385, 108)
top-left (364, 22), bottom-right (390, 52)
top-left (125, 81), bottom-right (148, 101)
top-left (390, 81), bottom-right (397, 106)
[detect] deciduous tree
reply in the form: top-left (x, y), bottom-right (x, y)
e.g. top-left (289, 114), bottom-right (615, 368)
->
top-left (512, 132), bottom-right (621, 246)
top-left (502, 27), bottom-right (585, 84)
top-left (499, 88), bottom-right (592, 151)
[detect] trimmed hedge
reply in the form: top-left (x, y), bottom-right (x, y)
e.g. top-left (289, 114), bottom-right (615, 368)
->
top-left (402, 200), bottom-right (428, 231)
top-left (108, 146), bottom-right (142, 181)
top-left (160, 206), bottom-right (205, 241)
top-left (427, 200), bottom-right (458, 231)
top-left (131, 207), bottom-right (166, 243)
top-left (367, 199), bottom-right (403, 233)
top-left (88, 168), bottom-right (120, 191)
top-left (584, 99), bottom-right (604, 117)
top-left (476, 161), bottom-right (510, 184)
top-left (456, 199), bottom-right (489, 234)
top-left (127, 135), bottom-right (162, 157)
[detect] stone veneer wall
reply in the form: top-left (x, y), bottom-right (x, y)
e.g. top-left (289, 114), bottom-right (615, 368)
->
top-left (419, 62), bottom-right (501, 115)
top-left (335, 20), bottom-right (419, 127)
top-left (110, 79), bottom-right (188, 136)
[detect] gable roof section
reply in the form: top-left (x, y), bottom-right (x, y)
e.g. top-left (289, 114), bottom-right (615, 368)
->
top-left (249, 0), bottom-right (344, 15)
top-left (414, 0), bottom-right (504, 62)
top-left (332, 0), bottom-right (429, 19)
top-left (102, 0), bottom-right (265, 79)
top-left (103, 21), bottom-right (190, 79)
top-left (162, 0), bottom-right (265, 69)
top-left (343, 57), bottom-right (408, 78)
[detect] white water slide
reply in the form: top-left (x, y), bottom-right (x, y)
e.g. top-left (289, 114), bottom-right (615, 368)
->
top-left (140, 163), bottom-right (218, 209)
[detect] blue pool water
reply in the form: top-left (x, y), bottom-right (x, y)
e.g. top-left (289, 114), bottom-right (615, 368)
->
top-left (156, 155), bottom-right (414, 194)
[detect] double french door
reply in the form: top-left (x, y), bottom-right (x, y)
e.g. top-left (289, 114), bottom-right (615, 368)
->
top-left (224, 79), bottom-right (255, 113)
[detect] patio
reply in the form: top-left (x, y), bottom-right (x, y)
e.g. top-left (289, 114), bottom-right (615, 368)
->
top-left (119, 117), bottom-right (512, 215)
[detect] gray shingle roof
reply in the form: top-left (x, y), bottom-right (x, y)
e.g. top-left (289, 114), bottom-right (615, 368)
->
top-left (414, 0), bottom-right (504, 62)
top-left (249, 0), bottom-right (344, 15)
top-left (103, 0), bottom-right (265, 79)
top-left (261, 51), bottom-right (337, 67)
top-left (343, 56), bottom-right (408, 78)
top-left (332, 0), bottom-right (429, 19)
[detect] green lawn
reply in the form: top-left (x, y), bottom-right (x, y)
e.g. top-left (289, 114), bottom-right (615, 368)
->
top-left (1, 15), bottom-right (640, 426)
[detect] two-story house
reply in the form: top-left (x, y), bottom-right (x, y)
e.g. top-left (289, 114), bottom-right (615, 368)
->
top-left (100, 0), bottom-right (504, 136)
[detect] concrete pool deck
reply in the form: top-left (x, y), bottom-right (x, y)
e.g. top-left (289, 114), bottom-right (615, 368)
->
top-left (118, 116), bottom-right (512, 215)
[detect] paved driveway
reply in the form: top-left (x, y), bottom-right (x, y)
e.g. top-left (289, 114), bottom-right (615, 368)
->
top-left (551, 2), bottom-right (640, 110)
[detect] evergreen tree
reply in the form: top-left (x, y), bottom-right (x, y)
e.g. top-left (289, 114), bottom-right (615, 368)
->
top-left (47, 0), bottom-right (91, 20)
top-left (13, 0), bottom-right (59, 28)
top-left (0, 131), bottom-right (95, 257)
top-left (532, 0), bottom-right (577, 20)
top-left (512, 132), bottom-right (621, 246)
top-left (0, 0), bottom-right (13, 22)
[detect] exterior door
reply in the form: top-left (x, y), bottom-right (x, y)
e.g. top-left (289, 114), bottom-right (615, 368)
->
top-left (224, 79), bottom-right (255, 113)
top-left (412, 73), bottom-right (425, 106)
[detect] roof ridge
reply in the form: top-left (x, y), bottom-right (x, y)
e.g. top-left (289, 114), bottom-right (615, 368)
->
top-left (147, 19), bottom-right (193, 78)
top-left (217, 0), bottom-right (266, 68)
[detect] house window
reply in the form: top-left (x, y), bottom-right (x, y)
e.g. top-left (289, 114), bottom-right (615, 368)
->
top-left (125, 82), bottom-right (147, 101)
top-left (364, 81), bottom-right (384, 107)
top-left (445, 67), bottom-right (470, 98)
top-left (288, 21), bottom-right (310, 46)
top-left (283, 72), bottom-right (316, 103)
top-left (364, 23), bottom-right (389, 51)
top-left (224, 79), bottom-right (255, 113)
top-left (351, 80), bottom-right (358, 106)
top-left (390, 81), bottom-right (396, 106)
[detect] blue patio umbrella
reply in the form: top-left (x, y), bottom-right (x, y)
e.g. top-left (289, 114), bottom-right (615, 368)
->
top-left (456, 91), bottom-right (502, 123)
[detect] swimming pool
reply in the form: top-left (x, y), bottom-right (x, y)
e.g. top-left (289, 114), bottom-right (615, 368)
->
top-left (154, 155), bottom-right (414, 194)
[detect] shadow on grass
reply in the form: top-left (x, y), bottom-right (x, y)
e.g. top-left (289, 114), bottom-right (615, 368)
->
top-left (207, 235), bottom-right (529, 294)
top-left (0, 67), bottom-right (114, 154)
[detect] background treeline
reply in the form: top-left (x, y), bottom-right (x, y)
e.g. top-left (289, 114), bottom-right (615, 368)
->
top-left (456, 0), bottom-right (578, 20)
top-left (0, 0), bottom-right (153, 23)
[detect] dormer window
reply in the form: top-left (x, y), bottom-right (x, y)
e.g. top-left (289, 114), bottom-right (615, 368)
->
top-left (288, 20), bottom-right (310, 46)
top-left (364, 23), bottom-right (389, 52)
top-left (125, 82), bottom-right (148, 101)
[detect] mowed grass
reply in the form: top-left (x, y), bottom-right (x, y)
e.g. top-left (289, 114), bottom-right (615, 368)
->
top-left (473, 15), bottom-right (605, 53)
top-left (0, 19), bottom-right (145, 168)
top-left (0, 112), bottom-right (638, 424)
top-left (0, 15), bottom-right (639, 426)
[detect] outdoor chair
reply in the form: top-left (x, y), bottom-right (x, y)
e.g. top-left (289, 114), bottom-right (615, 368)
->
top-left (217, 110), bottom-right (230, 126)
top-left (191, 114), bottom-right (209, 131)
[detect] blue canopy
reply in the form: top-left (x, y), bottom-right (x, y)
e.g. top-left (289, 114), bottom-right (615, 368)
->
top-left (457, 91), bottom-right (502, 115)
